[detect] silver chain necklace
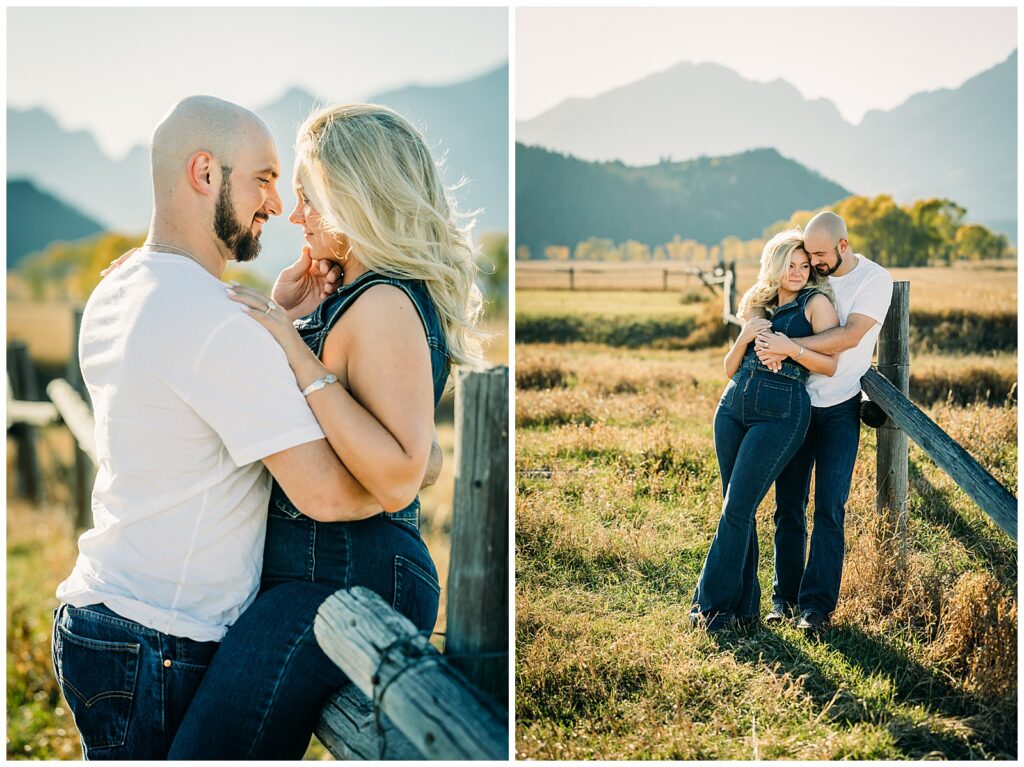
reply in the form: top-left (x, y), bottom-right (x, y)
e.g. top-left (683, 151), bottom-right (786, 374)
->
top-left (142, 241), bottom-right (204, 267)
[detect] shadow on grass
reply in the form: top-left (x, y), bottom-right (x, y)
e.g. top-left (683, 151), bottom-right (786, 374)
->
top-left (712, 621), bottom-right (1010, 759)
top-left (909, 463), bottom-right (1017, 587)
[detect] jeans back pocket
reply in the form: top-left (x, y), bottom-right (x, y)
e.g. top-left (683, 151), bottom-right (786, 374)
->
top-left (392, 555), bottom-right (441, 633)
top-left (754, 379), bottom-right (793, 419)
top-left (53, 621), bottom-right (141, 751)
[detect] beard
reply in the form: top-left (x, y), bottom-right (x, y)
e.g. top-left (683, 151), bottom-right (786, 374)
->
top-left (815, 247), bottom-right (843, 277)
top-left (214, 170), bottom-right (264, 263)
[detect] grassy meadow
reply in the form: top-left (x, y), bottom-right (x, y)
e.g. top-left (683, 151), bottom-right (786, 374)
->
top-left (514, 263), bottom-right (1017, 759)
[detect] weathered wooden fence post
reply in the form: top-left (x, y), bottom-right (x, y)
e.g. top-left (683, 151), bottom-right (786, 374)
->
top-left (876, 281), bottom-right (910, 564)
top-left (447, 366), bottom-right (510, 704)
top-left (568, 267), bottom-right (575, 291)
top-left (68, 308), bottom-right (95, 530)
top-left (7, 341), bottom-right (43, 504)
top-left (662, 268), bottom-right (669, 292)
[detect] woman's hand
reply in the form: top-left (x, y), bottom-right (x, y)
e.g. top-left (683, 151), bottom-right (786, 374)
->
top-left (755, 331), bottom-right (801, 359)
top-left (737, 317), bottom-right (772, 345)
top-left (226, 283), bottom-right (313, 369)
top-left (99, 247), bottom-right (140, 277)
top-left (271, 246), bottom-right (343, 319)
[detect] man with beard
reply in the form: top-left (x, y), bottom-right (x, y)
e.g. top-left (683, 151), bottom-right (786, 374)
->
top-left (755, 210), bottom-right (893, 633)
top-left (51, 96), bottom-right (384, 758)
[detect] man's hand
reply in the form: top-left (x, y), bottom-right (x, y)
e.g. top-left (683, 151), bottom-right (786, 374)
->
top-left (272, 246), bottom-right (343, 319)
top-left (420, 434), bottom-right (443, 489)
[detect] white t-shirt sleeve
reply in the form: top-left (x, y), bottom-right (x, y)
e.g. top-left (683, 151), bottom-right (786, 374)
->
top-left (182, 313), bottom-right (325, 467)
top-left (851, 267), bottom-right (894, 324)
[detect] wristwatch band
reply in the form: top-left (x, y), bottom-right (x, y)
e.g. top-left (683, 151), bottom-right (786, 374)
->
top-left (301, 373), bottom-right (338, 397)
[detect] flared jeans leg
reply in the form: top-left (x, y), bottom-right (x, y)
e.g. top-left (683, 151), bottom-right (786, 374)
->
top-left (692, 374), bottom-right (810, 628)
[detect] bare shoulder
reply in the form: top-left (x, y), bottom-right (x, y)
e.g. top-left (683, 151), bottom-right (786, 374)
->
top-left (327, 283), bottom-right (423, 353)
top-left (339, 280), bottom-right (419, 329)
top-left (806, 293), bottom-right (834, 312)
top-left (807, 292), bottom-right (840, 325)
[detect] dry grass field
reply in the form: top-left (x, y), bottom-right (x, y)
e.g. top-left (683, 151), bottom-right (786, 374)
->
top-left (516, 260), bottom-right (1018, 315)
top-left (514, 263), bottom-right (1017, 760)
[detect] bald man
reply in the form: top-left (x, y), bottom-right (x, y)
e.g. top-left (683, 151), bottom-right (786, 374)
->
top-left (755, 211), bottom-right (893, 632)
top-left (51, 96), bottom-right (381, 759)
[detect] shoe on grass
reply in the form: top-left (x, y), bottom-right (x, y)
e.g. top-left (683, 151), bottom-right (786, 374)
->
top-left (764, 604), bottom-right (797, 625)
top-left (795, 609), bottom-right (830, 633)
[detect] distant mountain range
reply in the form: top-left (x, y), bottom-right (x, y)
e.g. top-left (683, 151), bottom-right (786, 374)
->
top-left (7, 179), bottom-right (105, 268)
top-left (7, 62), bottom-right (508, 276)
top-left (518, 51), bottom-right (1017, 241)
top-left (516, 144), bottom-right (851, 254)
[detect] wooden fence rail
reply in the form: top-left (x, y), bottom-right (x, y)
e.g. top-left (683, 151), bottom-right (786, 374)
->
top-left (315, 588), bottom-right (507, 760)
top-left (531, 262), bottom-right (735, 295)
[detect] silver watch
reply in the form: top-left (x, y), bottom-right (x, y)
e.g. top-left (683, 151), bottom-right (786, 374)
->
top-left (301, 373), bottom-right (338, 397)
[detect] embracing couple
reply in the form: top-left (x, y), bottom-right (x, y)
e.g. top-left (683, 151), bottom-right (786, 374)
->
top-left (51, 95), bottom-right (483, 759)
top-left (691, 212), bottom-right (894, 633)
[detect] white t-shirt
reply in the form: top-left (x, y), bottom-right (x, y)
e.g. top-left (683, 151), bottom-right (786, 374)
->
top-left (805, 253), bottom-right (894, 408)
top-left (56, 250), bottom-right (325, 642)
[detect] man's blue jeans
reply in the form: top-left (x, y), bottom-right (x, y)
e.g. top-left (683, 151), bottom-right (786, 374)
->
top-left (772, 393), bottom-right (862, 617)
top-left (691, 368), bottom-right (811, 629)
top-left (51, 603), bottom-right (219, 760)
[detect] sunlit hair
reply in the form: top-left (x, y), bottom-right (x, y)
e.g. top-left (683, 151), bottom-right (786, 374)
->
top-left (294, 103), bottom-right (484, 368)
top-left (738, 227), bottom-right (835, 318)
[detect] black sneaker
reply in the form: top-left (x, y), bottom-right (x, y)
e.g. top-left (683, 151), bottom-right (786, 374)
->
top-left (795, 609), bottom-right (830, 633)
top-left (764, 604), bottom-right (796, 625)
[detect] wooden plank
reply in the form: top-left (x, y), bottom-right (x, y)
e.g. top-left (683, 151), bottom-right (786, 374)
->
top-left (314, 683), bottom-right (419, 760)
top-left (314, 587), bottom-right (508, 761)
top-left (861, 368), bottom-right (1017, 541)
top-left (448, 366), bottom-right (510, 704)
top-left (876, 281), bottom-right (910, 559)
top-left (68, 308), bottom-right (95, 529)
top-left (7, 399), bottom-right (59, 428)
top-left (7, 342), bottom-right (43, 503)
top-left (46, 379), bottom-right (97, 463)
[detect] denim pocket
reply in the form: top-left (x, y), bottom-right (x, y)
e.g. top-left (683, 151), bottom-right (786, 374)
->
top-left (53, 624), bottom-right (141, 750)
top-left (261, 513), bottom-right (317, 586)
top-left (754, 380), bottom-right (793, 418)
top-left (392, 555), bottom-right (441, 632)
top-left (719, 378), bottom-right (738, 407)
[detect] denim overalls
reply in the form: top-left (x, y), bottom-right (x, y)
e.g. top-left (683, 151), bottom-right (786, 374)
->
top-left (691, 288), bottom-right (819, 630)
top-left (263, 269), bottom-right (450, 624)
top-left (167, 271), bottom-right (451, 759)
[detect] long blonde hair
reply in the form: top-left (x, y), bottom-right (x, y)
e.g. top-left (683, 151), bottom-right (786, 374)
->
top-left (294, 103), bottom-right (484, 368)
top-left (738, 227), bottom-right (835, 318)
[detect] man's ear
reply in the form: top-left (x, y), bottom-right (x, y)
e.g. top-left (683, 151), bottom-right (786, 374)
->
top-left (187, 151), bottom-right (215, 195)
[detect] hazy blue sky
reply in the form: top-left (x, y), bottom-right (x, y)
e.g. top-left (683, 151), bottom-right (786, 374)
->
top-left (517, 7), bottom-right (1017, 123)
top-left (7, 7), bottom-right (508, 157)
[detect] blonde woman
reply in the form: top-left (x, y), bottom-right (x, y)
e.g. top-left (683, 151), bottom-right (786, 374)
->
top-left (168, 104), bottom-right (484, 758)
top-left (690, 230), bottom-right (839, 632)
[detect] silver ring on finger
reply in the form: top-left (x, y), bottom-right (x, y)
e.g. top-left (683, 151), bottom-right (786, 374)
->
top-left (265, 301), bottom-right (277, 315)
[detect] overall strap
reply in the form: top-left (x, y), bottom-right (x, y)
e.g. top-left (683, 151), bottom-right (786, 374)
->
top-left (313, 272), bottom-right (436, 358)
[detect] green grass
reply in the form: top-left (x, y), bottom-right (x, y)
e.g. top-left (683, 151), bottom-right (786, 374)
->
top-left (515, 343), bottom-right (1017, 760)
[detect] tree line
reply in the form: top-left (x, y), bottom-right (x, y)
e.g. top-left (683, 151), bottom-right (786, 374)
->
top-left (517, 195), bottom-right (1013, 267)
